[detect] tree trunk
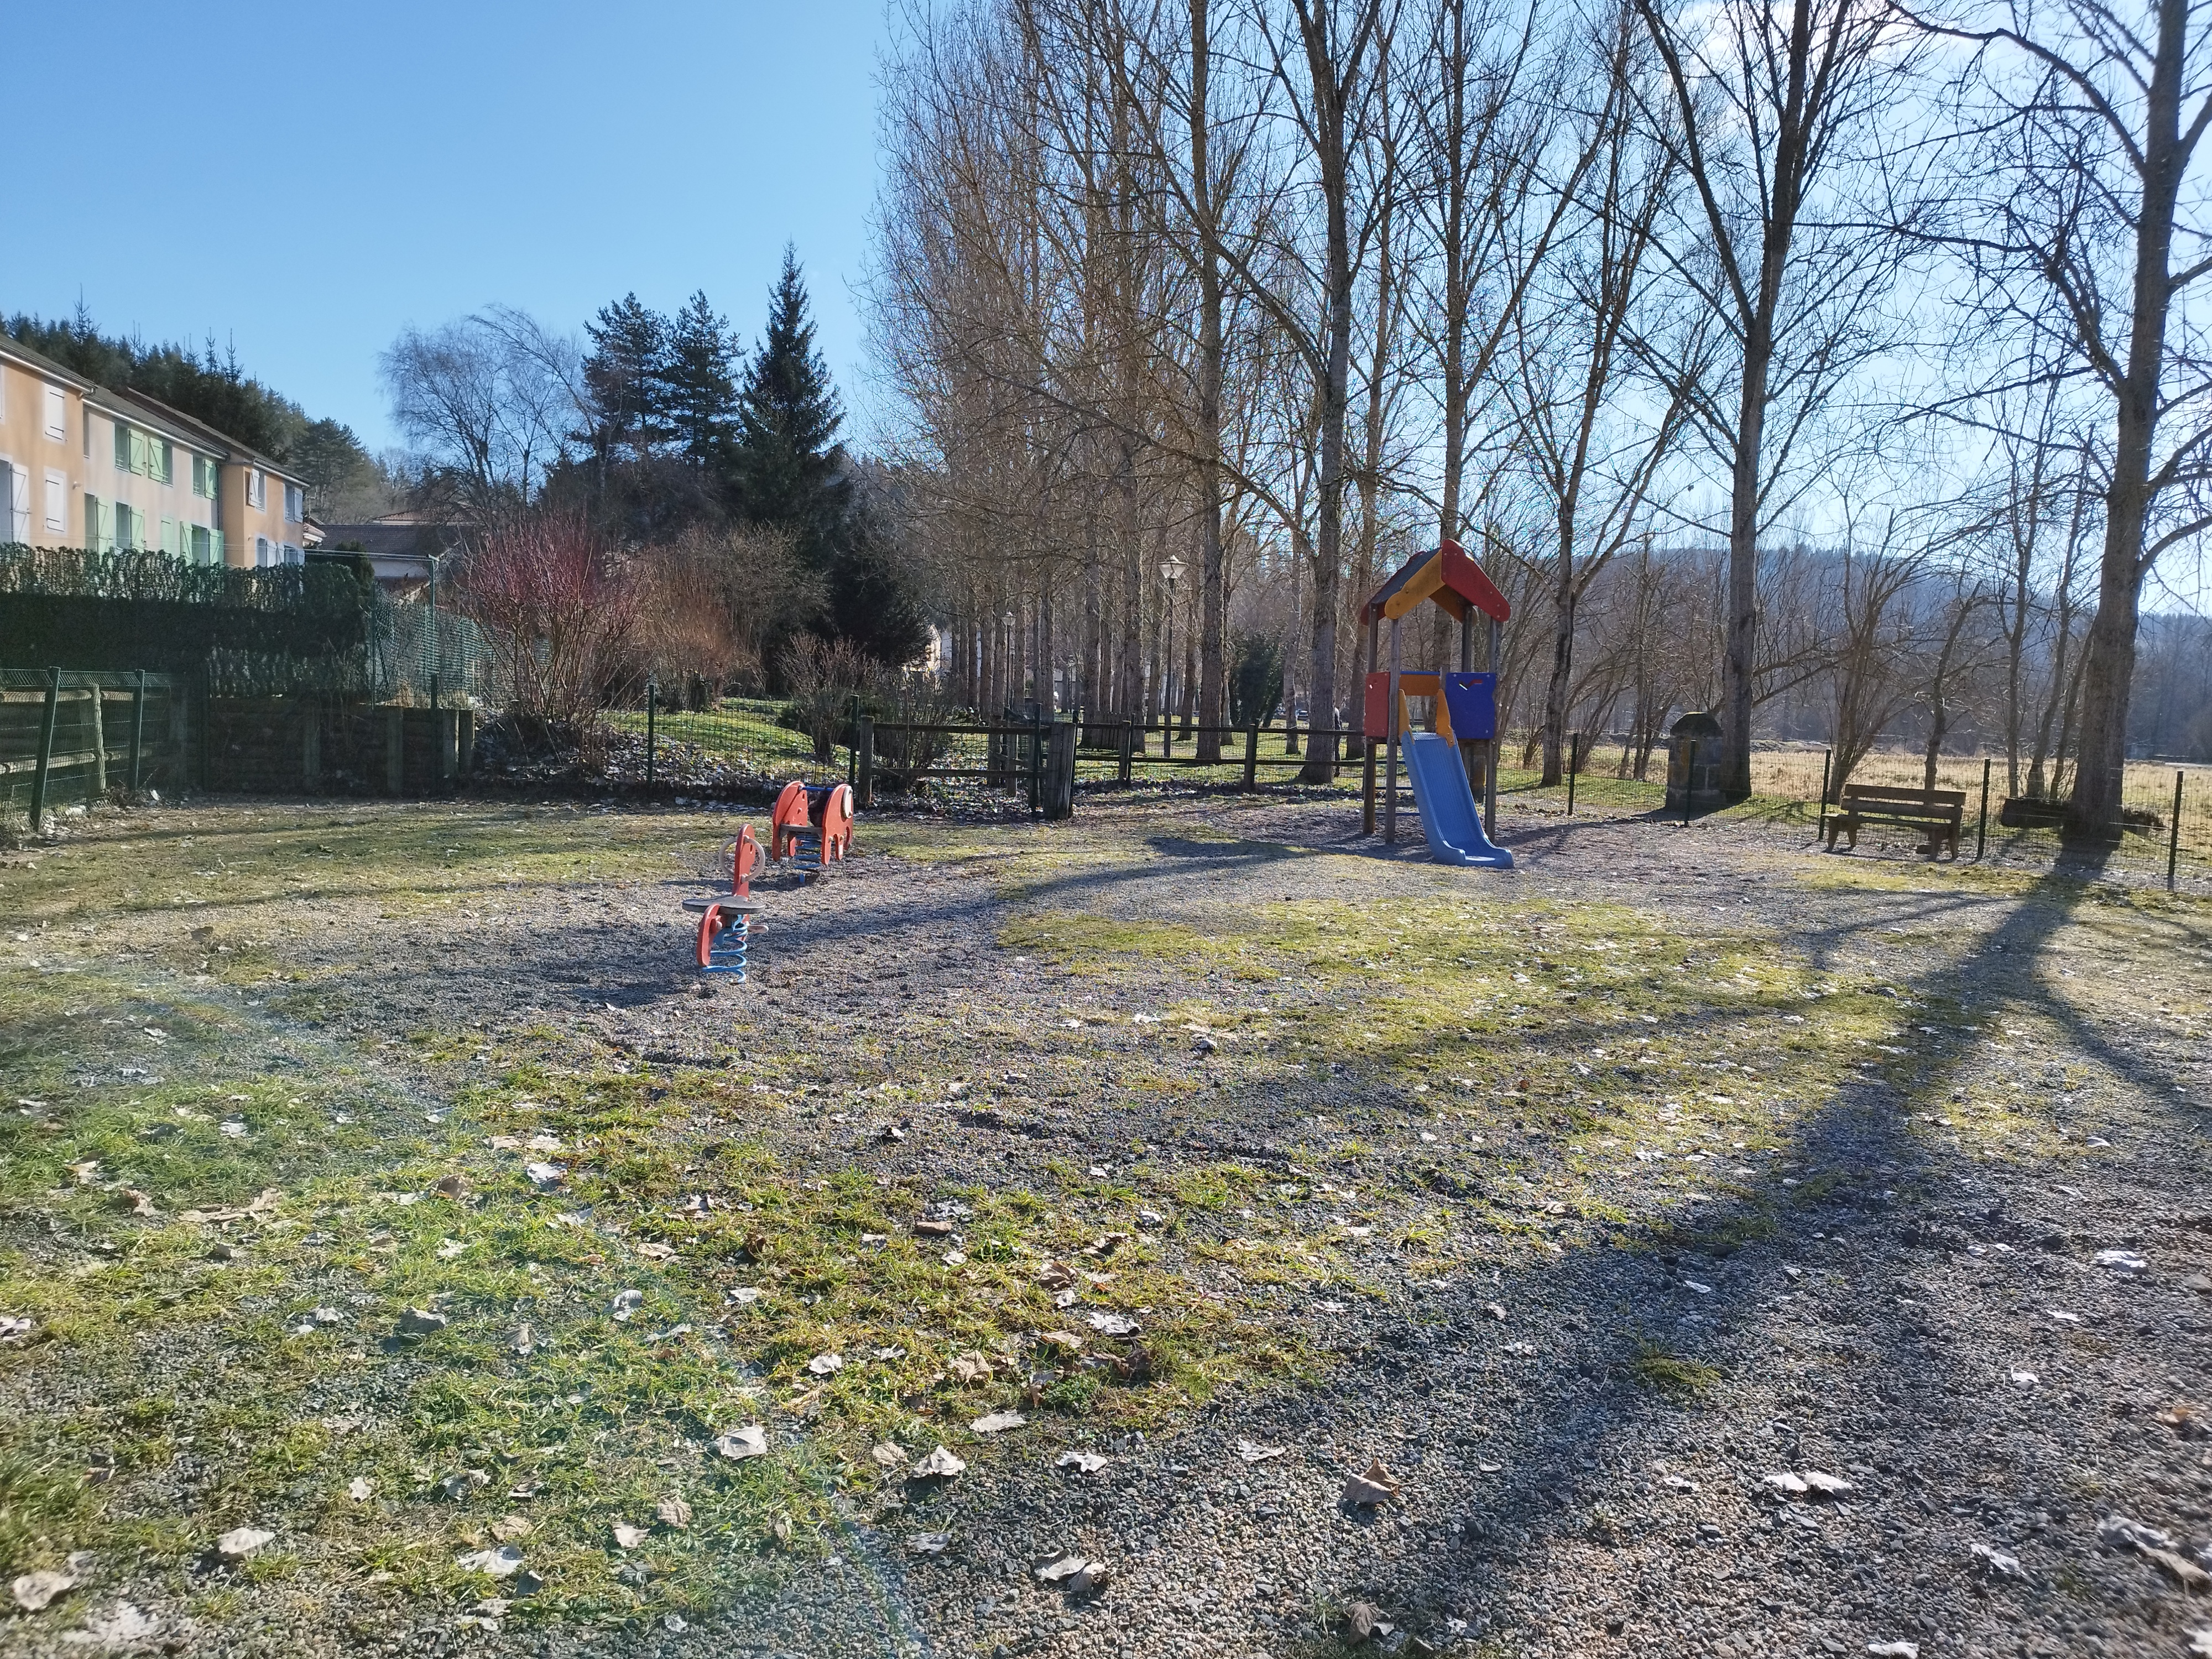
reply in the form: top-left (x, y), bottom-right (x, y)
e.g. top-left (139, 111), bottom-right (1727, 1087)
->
top-left (1193, 0), bottom-right (1228, 765)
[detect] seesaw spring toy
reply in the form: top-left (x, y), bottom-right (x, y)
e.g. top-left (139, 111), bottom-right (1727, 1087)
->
top-left (683, 824), bottom-right (764, 979)
top-left (770, 779), bottom-right (854, 883)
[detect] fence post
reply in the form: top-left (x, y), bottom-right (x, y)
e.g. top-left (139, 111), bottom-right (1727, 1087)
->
top-left (1118, 722), bottom-right (1134, 785)
top-left (1817, 748), bottom-right (1832, 843)
top-left (1567, 732), bottom-right (1580, 816)
top-left (856, 715), bottom-right (875, 810)
top-left (1029, 714), bottom-right (1044, 817)
top-left (1243, 722), bottom-right (1259, 792)
top-left (1682, 741), bottom-right (1695, 827)
top-left (2172, 769), bottom-right (2186, 892)
top-left (645, 680), bottom-right (658, 789)
top-left (87, 673), bottom-right (107, 799)
top-left (129, 670), bottom-right (147, 794)
top-left (28, 668), bottom-right (61, 831)
top-left (1976, 757), bottom-right (1992, 862)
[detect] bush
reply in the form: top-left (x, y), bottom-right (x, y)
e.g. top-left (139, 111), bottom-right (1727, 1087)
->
top-left (778, 634), bottom-right (875, 762)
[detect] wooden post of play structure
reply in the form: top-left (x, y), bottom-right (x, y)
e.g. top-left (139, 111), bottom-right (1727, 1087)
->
top-left (1385, 617), bottom-right (1404, 843)
top-left (1360, 609), bottom-right (1382, 835)
top-left (1484, 617), bottom-right (1502, 837)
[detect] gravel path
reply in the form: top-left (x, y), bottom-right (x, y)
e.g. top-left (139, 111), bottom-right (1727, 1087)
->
top-left (5, 787), bottom-right (2209, 1659)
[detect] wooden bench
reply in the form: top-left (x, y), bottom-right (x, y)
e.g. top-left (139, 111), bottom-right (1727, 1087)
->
top-left (1825, 783), bottom-right (1966, 858)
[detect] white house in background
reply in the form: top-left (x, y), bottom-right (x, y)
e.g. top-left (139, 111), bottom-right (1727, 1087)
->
top-left (0, 334), bottom-right (309, 567)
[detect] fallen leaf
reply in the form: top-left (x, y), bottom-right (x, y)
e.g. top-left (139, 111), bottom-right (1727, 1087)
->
top-left (215, 1526), bottom-right (274, 1560)
top-left (1056, 1451), bottom-right (1109, 1475)
top-left (436, 1238), bottom-right (467, 1260)
top-left (2189, 1627), bottom-right (2212, 1657)
top-left (1086, 1310), bottom-right (1140, 1338)
top-left (513, 1323), bottom-right (535, 1358)
top-left (523, 1161), bottom-right (563, 1190)
top-left (119, 1189), bottom-right (158, 1218)
top-left (972, 1411), bottom-right (1027, 1433)
top-left (1235, 1440), bottom-right (1286, 1464)
top-left (871, 1442), bottom-right (909, 1469)
top-left (951, 1352), bottom-right (993, 1385)
top-left (1801, 1470), bottom-right (1855, 1498)
top-left (914, 1446), bottom-right (966, 1479)
top-left (637, 1241), bottom-right (676, 1261)
top-left (73, 1603), bottom-right (159, 1646)
top-left (1866, 1644), bottom-right (1919, 1658)
top-left (1036, 1259), bottom-right (1076, 1288)
top-left (2148, 1547), bottom-right (2212, 1589)
top-left (907, 1531), bottom-right (951, 1555)
top-left (807, 1352), bottom-right (844, 1376)
top-left (440, 1470), bottom-right (490, 1499)
top-left (1348, 1600), bottom-right (1383, 1640)
top-left (1970, 1542), bottom-right (2027, 1580)
top-left (1034, 1330), bottom-right (1084, 1354)
top-left (1035, 1552), bottom-right (1086, 1583)
top-left (11, 1569), bottom-right (75, 1612)
top-left (1762, 1471), bottom-right (1811, 1496)
top-left (396, 1307), bottom-right (448, 1336)
top-left (1342, 1457), bottom-right (1401, 1507)
top-left (2100, 1513), bottom-right (2178, 1553)
top-left (655, 1496), bottom-right (692, 1529)
top-left (348, 1477), bottom-right (373, 1503)
top-left (611, 1522), bottom-right (646, 1550)
top-left (1069, 1559), bottom-right (1112, 1595)
top-left (611, 1289), bottom-right (643, 1322)
top-left (455, 1545), bottom-right (525, 1578)
top-left (714, 1426), bottom-right (769, 1461)
top-left (431, 1173), bottom-right (466, 1199)
top-left (491, 1516), bottom-right (531, 1542)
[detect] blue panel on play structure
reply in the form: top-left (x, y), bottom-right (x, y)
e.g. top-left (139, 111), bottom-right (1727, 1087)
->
top-left (1442, 672), bottom-right (1498, 741)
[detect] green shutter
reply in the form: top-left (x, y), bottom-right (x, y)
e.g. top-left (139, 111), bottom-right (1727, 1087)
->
top-left (211, 529), bottom-right (224, 566)
top-left (114, 423), bottom-right (131, 471)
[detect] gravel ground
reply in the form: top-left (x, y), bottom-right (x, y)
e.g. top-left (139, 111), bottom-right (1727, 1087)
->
top-left (4, 786), bottom-right (2210, 1659)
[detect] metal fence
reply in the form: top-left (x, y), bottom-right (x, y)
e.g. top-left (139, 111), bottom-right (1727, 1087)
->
top-left (0, 669), bottom-right (189, 822)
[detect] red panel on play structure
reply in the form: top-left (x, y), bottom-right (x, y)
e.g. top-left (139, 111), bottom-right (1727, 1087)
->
top-left (1364, 672), bottom-right (1390, 739)
top-left (1438, 540), bottom-right (1511, 623)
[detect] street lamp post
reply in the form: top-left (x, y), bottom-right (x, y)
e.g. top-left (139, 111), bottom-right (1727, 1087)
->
top-left (1159, 556), bottom-right (1186, 745)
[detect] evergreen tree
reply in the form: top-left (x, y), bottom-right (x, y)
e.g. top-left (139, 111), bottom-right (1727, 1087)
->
top-left (730, 247), bottom-right (850, 569)
top-left (659, 291), bottom-right (740, 473)
top-left (581, 293), bottom-right (669, 464)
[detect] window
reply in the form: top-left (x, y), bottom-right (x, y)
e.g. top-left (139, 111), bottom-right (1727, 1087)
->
top-left (42, 385), bottom-right (65, 442)
top-left (160, 517), bottom-right (177, 555)
top-left (189, 524), bottom-right (212, 565)
top-left (43, 469), bottom-right (66, 536)
top-left (255, 535), bottom-right (270, 566)
top-left (283, 481), bottom-right (305, 523)
top-left (84, 494), bottom-right (112, 554)
top-left (192, 455), bottom-right (218, 498)
top-left (115, 503), bottom-right (139, 551)
top-left (0, 462), bottom-right (25, 542)
top-left (280, 542), bottom-right (302, 565)
top-left (246, 468), bottom-right (265, 509)
top-left (150, 439), bottom-right (172, 486)
top-left (114, 423), bottom-right (133, 472)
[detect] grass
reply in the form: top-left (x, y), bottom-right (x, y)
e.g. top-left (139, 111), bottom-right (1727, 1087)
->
top-left (2, 791), bottom-right (2201, 1635)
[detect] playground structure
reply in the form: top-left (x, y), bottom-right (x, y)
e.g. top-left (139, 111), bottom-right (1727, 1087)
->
top-left (770, 779), bottom-right (855, 882)
top-left (1360, 540), bottom-right (1514, 869)
top-left (685, 825), bottom-right (763, 979)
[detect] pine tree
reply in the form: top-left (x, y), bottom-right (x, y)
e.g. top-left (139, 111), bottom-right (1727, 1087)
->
top-left (581, 294), bottom-right (669, 465)
top-left (659, 291), bottom-right (739, 472)
top-left (730, 247), bottom-right (849, 569)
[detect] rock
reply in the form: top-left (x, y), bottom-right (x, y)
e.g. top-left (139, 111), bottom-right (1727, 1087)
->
top-left (914, 1446), bottom-right (966, 1479)
top-left (455, 1545), bottom-right (525, 1578)
top-left (1343, 1457), bottom-right (1402, 1507)
top-left (1762, 1472), bottom-right (1810, 1496)
top-left (714, 1426), bottom-right (769, 1461)
top-left (2190, 1629), bottom-right (2212, 1658)
top-left (72, 1603), bottom-right (159, 1647)
top-left (1866, 1644), bottom-right (1918, 1658)
top-left (972, 1411), bottom-right (1027, 1433)
top-left (215, 1527), bottom-right (274, 1560)
top-left (2008, 1369), bottom-right (2039, 1387)
top-left (1970, 1542), bottom-right (2027, 1580)
top-left (395, 1307), bottom-right (448, 1336)
top-left (1801, 1470), bottom-right (1855, 1498)
top-left (907, 1532), bottom-right (951, 1556)
top-left (11, 1569), bottom-right (75, 1612)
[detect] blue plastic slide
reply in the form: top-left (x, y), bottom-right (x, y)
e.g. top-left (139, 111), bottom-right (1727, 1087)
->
top-left (1400, 732), bottom-right (1514, 868)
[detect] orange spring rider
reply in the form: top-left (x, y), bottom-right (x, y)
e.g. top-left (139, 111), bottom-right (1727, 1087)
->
top-left (770, 780), bottom-right (854, 881)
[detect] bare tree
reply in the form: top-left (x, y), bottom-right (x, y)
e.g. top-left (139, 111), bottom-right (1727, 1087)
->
top-left (1905, 0), bottom-right (2212, 827)
top-left (380, 307), bottom-right (583, 521)
top-left (1634, 0), bottom-right (1928, 796)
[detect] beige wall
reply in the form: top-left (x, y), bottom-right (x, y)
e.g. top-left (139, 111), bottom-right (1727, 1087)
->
top-left (218, 460), bottom-right (305, 567)
top-left (0, 357), bottom-right (87, 546)
top-left (84, 405), bottom-right (220, 558)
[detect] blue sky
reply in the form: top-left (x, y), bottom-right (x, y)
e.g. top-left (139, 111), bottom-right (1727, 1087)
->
top-left (14, 1), bottom-right (888, 453)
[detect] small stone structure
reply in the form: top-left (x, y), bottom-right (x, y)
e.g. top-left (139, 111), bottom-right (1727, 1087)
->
top-left (1663, 711), bottom-right (1725, 812)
